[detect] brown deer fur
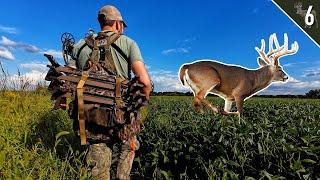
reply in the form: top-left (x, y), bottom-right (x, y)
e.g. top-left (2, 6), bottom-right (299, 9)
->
top-left (178, 33), bottom-right (299, 118)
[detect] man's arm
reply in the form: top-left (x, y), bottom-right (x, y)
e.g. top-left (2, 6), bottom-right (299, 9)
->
top-left (131, 61), bottom-right (152, 100)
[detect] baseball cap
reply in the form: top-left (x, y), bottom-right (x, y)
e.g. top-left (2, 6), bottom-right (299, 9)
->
top-left (98, 5), bottom-right (127, 27)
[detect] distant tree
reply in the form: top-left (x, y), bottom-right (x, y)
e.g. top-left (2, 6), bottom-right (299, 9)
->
top-left (305, 89), bottom-right (320, 99)
top-left (151, 91), bottom-right (193, 96)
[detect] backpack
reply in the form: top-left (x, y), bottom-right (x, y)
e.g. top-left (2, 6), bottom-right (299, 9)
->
top-left (69, 31), bottom-right (142, 145)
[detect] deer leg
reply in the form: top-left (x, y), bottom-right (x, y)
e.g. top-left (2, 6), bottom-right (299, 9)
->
top-left (235, 97), bottom-right (244, 115)
top-left (235, 97), bottom-right (244, 124)
top-left (186, 66), bottom-right (220, 115)
top-left (221, 99), bottom-right (233, 115)
top-left (221, 97), bottom-right (243, 123)
top-left (196, 90), bottom-right (219, 114)
top-left (193, 96), bottom-right (204, 114)
top-left (201, 99), bottom-right (219, 114)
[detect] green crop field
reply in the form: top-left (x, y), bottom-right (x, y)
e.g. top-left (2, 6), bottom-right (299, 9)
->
top-left (0, 90), bottom-right (319, 179)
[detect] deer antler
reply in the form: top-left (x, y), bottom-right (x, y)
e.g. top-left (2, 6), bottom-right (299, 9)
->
top-left (255, 39), bottom-right (270, 63)
top-left (255, 33), bottom-right (283, 64)
top-left (267, 33), bottom-right (285, 59)
top-left (272, 33), bottom-right (299, 66)
top-left (255, 33), bottom-right (298, 66)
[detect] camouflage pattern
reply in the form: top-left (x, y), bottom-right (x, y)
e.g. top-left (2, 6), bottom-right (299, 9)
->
top-left (86, 136), bottom-right (139, 180)
top-left (86, 143), bottom-right (112, 180)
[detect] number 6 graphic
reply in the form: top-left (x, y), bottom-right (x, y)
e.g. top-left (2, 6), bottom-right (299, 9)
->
top-left (305, 6), bottom-right (314, 26)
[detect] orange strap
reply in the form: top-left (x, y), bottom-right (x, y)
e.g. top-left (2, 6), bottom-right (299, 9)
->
top-left (77, 71), bottom-right (89, 145)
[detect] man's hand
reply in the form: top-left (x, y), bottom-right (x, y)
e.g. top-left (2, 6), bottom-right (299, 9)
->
top-left (131, 61), bottom-right (152, 100)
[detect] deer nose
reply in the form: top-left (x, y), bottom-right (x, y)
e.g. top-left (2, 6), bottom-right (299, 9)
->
top-left (283, 75), bottom-right (288, 81)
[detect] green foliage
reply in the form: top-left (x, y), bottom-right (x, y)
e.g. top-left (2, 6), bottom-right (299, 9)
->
top-left (134, 96), bottom-right (320, 179)
top-left (0, 91), bottom-right (89, 179)
top-left (0, 92), bottom-right (319, 179)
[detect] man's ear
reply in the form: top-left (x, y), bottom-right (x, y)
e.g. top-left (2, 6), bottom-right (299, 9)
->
top-left (115, 21), bottom-right (123, 34)
top-left (258, 57), bottom-right (268, 67)
top-left (114, 21), bottom-right (119, 29)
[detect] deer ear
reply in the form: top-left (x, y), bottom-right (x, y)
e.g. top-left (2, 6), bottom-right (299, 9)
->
top-left (258, 57), bottom-right (268, 67)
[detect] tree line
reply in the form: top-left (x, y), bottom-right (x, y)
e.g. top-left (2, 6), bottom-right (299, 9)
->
top-left (151, 89), bottom-right (320, 99)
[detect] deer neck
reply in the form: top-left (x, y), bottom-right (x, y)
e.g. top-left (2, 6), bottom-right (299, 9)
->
top-left (250, 66), bottom-right (274, 93)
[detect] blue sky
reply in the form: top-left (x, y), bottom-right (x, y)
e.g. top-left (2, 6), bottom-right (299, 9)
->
top-left (0, 0), bottom-right (319, 94)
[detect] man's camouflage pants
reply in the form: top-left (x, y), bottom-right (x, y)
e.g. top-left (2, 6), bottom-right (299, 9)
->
top-left (86, 136), bottom-right (139, 180)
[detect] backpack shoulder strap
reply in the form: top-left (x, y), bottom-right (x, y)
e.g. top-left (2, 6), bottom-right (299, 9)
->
top-left (102, 33), bottom-right (121, 75)
top-left (107, 32), bottom-right (121, 46)
top-left (87, 32), bottom-right (131, 78)
top-left (88, 32), bottom-right (119, 71)
top-left (111, 43), bottom-right (129, 63)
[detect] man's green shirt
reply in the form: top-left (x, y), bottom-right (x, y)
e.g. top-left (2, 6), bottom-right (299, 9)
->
top-left (71, 31), bottom-right (143, 79)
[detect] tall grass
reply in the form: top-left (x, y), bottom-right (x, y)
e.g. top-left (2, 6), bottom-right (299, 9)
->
top-left (0, 63), bottom-right (88, 178)
top-left (0, 90), bottom-right (90, 179)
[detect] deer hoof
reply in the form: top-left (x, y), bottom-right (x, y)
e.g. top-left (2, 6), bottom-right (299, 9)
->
top-left (221, 111), bottom-right (228, 116)
top-left (211, 107), bottom-right (219, 114)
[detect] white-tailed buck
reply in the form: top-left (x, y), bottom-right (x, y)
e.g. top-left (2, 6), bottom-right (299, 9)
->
top-left (179, 33), bottom-right (299, 117)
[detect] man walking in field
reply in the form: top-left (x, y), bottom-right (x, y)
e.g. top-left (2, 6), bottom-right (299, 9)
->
top-left (71, 5), bottom-right (152, 179)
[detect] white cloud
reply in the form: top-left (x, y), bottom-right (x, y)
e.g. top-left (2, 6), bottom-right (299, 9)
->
top-left (302, 68), bottom-right (320, 77)
top-left (18, 61), bottom-right (48, 85)
top-left (20, 61), bottom-right (47, 72)
top-left (162, 37), bottom-right (195, 55)
top-left (282, 61), bottom-right (306, 67)
top-left (150, 69), bottom-right (188, 92)
top-left (0, 25), bottom-right (18, 34)
top-left (0, 36), bottom-right (61, 59)
top-left (0, 36), bottom-right (41, 53)
top-left (41, 49), bottom-right (62, 59)
top-left (6, 70), bottom-right (47, 90)
top-left (180, 37), bottom-right (196, 44)
top-left (2, 62), bottom-right (49, 90)
top-left (261, 77), bottom-right (320, 95)
top-left (0, 36), bottom-right (17, 46)
top-left (23, 70), bottom-right (48, 84)
top-left (0, 46), bottom-right (14, 60)
top-left (24, 45), bottom-right (41, 53)
top-left (161, 47), bottom-right (190, 55)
